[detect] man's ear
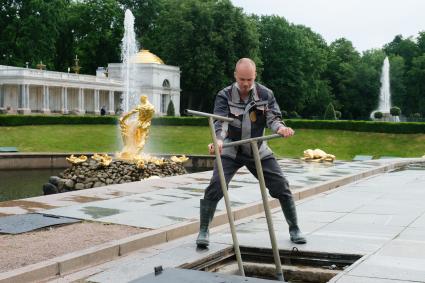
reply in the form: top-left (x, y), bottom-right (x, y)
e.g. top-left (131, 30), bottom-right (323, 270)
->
top-left (234, 71), bottom-right (237, 80)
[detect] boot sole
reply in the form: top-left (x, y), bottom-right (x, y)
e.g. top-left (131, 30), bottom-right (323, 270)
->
top-left (291, 238), bottom-right (307, 244)
top-left (196, 239), bottom-right (209, 248)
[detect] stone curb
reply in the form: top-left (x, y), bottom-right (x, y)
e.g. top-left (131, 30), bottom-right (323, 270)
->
top-left (0, 159), bottom-right (421, 282)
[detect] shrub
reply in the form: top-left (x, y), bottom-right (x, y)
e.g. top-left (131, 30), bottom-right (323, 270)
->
top-left (166, 100), bottom-right (175, 116)
top-left (289, 111), bottom-right (300, 119)
top-left (374, 111), bottom-right (383, 119)
top-left (390, 106), bottom-right (401, 116)
top-left (324, 103), bottom-right (337, 120)
top-left (281, 110), bottom-right (288, 118)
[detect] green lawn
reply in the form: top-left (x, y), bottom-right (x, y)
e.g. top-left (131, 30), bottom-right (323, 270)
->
top-left (0, 125), bottom-right (424, 160)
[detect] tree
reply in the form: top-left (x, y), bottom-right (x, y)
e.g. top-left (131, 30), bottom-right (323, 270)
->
top-left (325, 38), bottom-right (360, 119)
top-left (384, 35), bottom-right (419, 68)
top-left (388, 56), bottom-right (407, 114)
top-left (148, 0), bottom-right (261, 113)
top-left (0, 0), bottom-right (67, 68)
top-left (118, 0), bottom-right (164, 43)
top-left (166, 100), bottom-right (175, 116)
top-left (406, 55), bottom-right (425, 116)
top-left (256, 16), bottom-right (330, 118)
top-left (417, 31), bottom-right (425, 54)
top-left (65, 0), bottom-right (124, 74)
top-left (324, 103), bottom-right (337, 120)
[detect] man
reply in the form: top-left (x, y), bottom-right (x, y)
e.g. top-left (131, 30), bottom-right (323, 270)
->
top-left (196, 58), bottom-right (306, 248)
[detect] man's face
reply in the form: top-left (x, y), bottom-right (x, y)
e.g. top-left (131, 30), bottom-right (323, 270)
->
top-left (234, 64), bottom-right (256, 94)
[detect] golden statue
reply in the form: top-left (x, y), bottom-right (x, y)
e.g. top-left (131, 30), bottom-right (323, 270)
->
top-left (118, 95), bottom-right (155, 160)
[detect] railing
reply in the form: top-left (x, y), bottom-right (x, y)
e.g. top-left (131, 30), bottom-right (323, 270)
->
top-left (0, 66), bottom-right (122, 85)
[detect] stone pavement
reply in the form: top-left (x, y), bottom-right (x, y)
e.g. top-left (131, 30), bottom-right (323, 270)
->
top-left (1, 158), bottom-right (424, 282)
top-left (79, 161), bottom-right (425, 283)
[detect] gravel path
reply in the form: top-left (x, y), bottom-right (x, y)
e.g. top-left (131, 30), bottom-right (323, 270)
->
top-left (0, 222), bottom-right (147, 272)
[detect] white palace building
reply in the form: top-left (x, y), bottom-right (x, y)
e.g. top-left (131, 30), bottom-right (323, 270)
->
top-left (0, 50), bottom-right (181, 116)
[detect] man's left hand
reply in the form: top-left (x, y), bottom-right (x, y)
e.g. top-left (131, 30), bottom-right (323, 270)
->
top-left (277, 126), bottom-right (295, 138)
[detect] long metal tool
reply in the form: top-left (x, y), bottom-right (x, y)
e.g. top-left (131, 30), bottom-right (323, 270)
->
top-left (187, 109), bottom-right (245, 277)
top-left (187, 109), bottom-right (286, 281)
top-left (223, 134), bottom-right (285, 281)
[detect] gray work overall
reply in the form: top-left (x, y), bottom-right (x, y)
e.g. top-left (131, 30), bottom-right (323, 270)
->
top-left (204, 83), bottom-right (293, 202)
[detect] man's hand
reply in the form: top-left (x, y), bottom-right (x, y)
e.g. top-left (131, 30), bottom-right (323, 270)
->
top-left (277, 126), bottom-right (295, 138)
top-left (208, 140), bottom-right (223, 155)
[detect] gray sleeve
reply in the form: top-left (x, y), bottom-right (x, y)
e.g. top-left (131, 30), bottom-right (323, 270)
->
top-left (213, 91), bottom-right (229, 140)
top-left (266, 90), bottom-right (286, 133)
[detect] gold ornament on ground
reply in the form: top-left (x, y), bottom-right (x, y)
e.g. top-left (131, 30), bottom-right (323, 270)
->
top-left (66, 154), bottom-right (88, 164)
top-left (91, 153), bottom-right (112, 166)
top-left (302, 149), bottom-right (336, 162)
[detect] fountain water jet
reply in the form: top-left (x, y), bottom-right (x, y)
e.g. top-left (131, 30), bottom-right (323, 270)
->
top-left (371, 57), bottom-right (399, 122)
top-left (121, 9), bottom-right (139, 113)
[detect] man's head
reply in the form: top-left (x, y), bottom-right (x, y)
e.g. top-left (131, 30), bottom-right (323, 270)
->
top-left (234, 58), bottom-right (256, 95)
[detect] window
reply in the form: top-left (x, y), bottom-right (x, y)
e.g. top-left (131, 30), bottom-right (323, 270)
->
top-left (162, 79), bottom-right (170, 89)
top-left (161, 94), bottom-right (167, 113)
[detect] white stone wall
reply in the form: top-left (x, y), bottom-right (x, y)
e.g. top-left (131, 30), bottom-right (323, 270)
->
top-left (108, 63), bottom-right (181, 116)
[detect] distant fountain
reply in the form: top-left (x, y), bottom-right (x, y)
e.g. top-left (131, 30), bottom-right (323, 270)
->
top-left (371, 57), bottom-right (398, 122)
top-left (121, 9), bottom-right (139, 113)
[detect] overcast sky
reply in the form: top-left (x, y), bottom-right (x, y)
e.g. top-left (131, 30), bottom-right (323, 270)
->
top-left (231, 0), bottom-right (425, 52)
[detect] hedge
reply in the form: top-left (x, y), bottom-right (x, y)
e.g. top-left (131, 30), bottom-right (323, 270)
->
top-left (0, 114), bottom-right (117, 126)
top-left (284, 119), bottom-right (425, 134)
top-left (1, 115), bottom-right (424, 134)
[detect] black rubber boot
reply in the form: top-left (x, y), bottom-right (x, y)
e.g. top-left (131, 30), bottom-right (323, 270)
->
top-left (279, 198), bottom-right (307, 244)
top-left (196, 199), bottom-right (218, 248)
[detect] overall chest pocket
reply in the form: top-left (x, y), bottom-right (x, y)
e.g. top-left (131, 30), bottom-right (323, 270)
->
top-left (252, 106), bottom-right (266, 128)
top-left (229, 105), bottom-right (244, 128)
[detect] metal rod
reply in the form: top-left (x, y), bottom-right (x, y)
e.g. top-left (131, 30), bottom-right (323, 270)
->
top-left (223, 134), bottom-right (282, 148)
top-left (186, 109), bottom-right (234, 122)
top-left (251, 141), bottom-right (285, 281)
top-left (208, 117), bottom-right (245, 277)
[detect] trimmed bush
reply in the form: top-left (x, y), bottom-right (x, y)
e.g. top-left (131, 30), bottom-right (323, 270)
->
top-left (0, 115), bottom-right (117, 126)
top-left (324, 103), bottom-right (337, 120)
top-left (166, 100), bottom-right (175, 116)
top-left (374, 111), bottom-right (383, 119)
top-left (284, 119), bottom-right (425, 134)
top-left (390, 106), bottom-right (401, 116)
top-left (1, 114), bottom-right (424, 134)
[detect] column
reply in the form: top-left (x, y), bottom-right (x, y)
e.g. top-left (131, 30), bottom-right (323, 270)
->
top-left (18, 84), bottom-right (31, 114)
top-left (42, 85), bottom-right (50, 114)
top-left (61, 87), bottom-right (68, 114)
top-left (94, 89), bottom-right (100, 115)
top-left (78, 88), bottom-right (85, 115)
top-left (108, 90), bottom-right (115, 115)
top-left (0, 84), bottom-right (5, 112)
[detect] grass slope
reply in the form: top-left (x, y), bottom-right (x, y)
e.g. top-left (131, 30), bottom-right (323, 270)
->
top-left (0, 125), bottom-right (424, 160)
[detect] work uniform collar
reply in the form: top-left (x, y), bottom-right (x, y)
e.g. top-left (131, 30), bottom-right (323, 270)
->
top-left (231, 83), bottom-right (260, 103)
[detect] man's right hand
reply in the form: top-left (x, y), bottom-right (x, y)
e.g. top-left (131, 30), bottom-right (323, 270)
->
top-left (208, 140), bottom-right (223, 155)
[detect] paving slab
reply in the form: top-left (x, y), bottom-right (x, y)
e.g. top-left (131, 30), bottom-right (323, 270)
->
top-left (348, 240), bottom-right (425, 282)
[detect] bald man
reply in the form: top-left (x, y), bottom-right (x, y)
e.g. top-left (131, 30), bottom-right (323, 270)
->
top-left (196, 58), bottom-right (306, 248)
